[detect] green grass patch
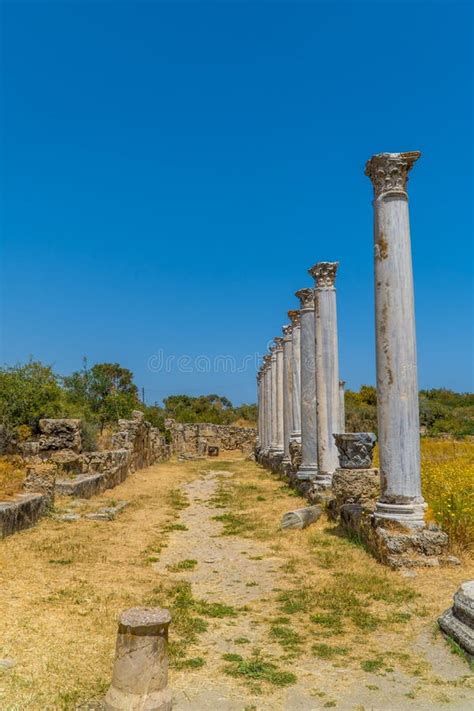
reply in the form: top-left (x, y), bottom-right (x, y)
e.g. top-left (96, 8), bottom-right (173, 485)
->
top-left (167, 559), bottom-right (198, 572)
top-left (270, 625), bottom-right (303, 652)
top-left (167, 488), bottom-right (189, 511)
top-left (223, 649), bottom-right (297, 688)
top-left (361, 658), bottom-right (385, 673)
top-left (195, 599), bottom-right (238, 618)
top-left (277, 587), bottom-right (313, 614)
top-left (310, 612), bottom-right (343, 634)
top-left (312, 643), bottom-right (348, 660)
top-left (212, 511), bottom-right (256, 536)
top-left (222, 653), bottom-right (244, 662)
top-left (234, 637), bottom-right (251, 645)
top-left (164, 522), bottom-right (188, 532)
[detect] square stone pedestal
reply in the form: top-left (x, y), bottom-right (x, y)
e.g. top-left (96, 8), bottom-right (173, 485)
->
top-left (438, 581), bottom-right (474, 661)
top-left (339, 504), bottom-right (457, 569)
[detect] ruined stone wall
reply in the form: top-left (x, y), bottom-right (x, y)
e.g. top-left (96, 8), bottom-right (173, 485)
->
top-left (166, 419), bottom-right (256, 456)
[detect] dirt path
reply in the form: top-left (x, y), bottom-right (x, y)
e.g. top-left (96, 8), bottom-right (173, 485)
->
top-left (0, 455), bottom-right (473, 710)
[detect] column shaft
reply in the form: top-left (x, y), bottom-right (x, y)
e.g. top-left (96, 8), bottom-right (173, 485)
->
top-left (288, 311), bottom-right (301, 441)
top-left (270, 350), bottom-right (278, 450)
top-left (275, 341), bottom-right (284, 452)
top-left (295, 288), bottom-right (318, 479)
top-left (339, 380), bottom-right (346, 433)
top-left (282, 325), bottom-right (293, 464)
top-left (309, 263), bottom-right (340, 486)
top-left (365, 151), bottom-right (425, 526)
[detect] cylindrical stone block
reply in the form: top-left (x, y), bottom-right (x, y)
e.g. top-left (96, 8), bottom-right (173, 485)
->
top-left (105, 607), bottom-right (172, 711)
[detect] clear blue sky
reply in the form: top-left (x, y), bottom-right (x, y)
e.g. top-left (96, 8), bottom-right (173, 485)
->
top-left (1, 1), bottom-right (472, 406)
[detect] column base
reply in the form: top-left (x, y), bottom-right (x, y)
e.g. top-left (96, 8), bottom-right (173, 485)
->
top-left (312, 471), bottom-right (334, 489)
top-left (374, 500), bottom-right (427, 529)
top-left (296, 464), bottom-right (318, 481)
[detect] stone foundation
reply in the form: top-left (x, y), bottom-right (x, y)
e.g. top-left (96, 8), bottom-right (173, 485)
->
top-left (339, 504), bottom-right (455, 568)
top-left (167, 420), bottom-right (256, 456)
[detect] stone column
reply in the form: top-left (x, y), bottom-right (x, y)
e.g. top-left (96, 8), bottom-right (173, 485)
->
top-left (274, 337), bottom-right (285, 453)
top-left (269, 345), bottom-right (278, 452)
top-left (263, 354), bottom-right (272, 453)
top-left (365, 151), bottom-right (426, 527)
top-left (256, 370), bottom-right (263, 449)
top-left (308, 263), bottom-right (340, 487)
top-left (339, 380), bottom-right (346, 433)
top-left (282, 324), bottom-right (293, 466)
top-left (295, 288), bottom-right (318, 480)
top-left (105, 607), bottom-right (172, 710)
top-left (287, 310), bottom-right (301, 442)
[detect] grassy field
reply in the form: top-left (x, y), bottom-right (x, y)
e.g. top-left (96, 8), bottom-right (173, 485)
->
top-left (420, 439), bottom-right (474, 552)
top-left (0, 445), bottom-right (473, 709)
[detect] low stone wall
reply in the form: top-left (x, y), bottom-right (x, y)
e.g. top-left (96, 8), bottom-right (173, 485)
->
top-left (167, 420), bottom-right (256, 456)
top-left (0, 414), bottom-right (170, 535)
top-left (0, 493), bottom-right (47, 538)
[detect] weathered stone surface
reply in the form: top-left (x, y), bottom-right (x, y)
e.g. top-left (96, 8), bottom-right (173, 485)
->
top-left (0, 658), bottom-right (16, 670)
top-left (281, 505), bottom-right (322, 530)
top-left (0, 493), bottom-right (46, 538)
top-left (105, 607), bottom-right (172, 711)
top-left (438, 581), bottom-right (474, 660)
top-left (24, 462), bottom-right (57, 506)
top-left (333, 433), bottom-right (376, 469)
top-left (332, 467), bottom-right (380, 516)
top-left (166, 420), bottom-right (256, 456)
top-left (55, 513), bottom-right (81, 522)
top-left (38, 418), bottom-right (82, 452)
top-left (366, 152), bottom-right (427, 528)
top-left (338, 505), bottom-right (452, 568)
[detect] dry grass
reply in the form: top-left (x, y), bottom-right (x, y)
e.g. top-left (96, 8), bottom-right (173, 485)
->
top-left (0, 456), bottom-right (26, 499)
top-left (0, 457), bottom-right (205, 709)
top-left (0, 451), bottom-right (473, 709)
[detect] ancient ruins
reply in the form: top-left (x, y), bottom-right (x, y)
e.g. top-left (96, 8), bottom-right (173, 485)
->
top-left (256, 152), bottom-right (455, 568)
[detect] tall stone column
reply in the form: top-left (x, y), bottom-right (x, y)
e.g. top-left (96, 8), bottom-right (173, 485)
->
top-left (339, 380), bottom-right (346, 433)
top-left (365, 151), bottom-right (426, 527)
top-left (269, 345), bottom-right (278, 452)
top-left (282, 324), bottom-right (293, 467)
top-left (308, 263), bottom-right (340, 487)
top-left (287, 310), bottom-right (301, 442)
top-left (295, 288), bottom-right (318, 480)
top-left (274, 337), bottom-right (285, 453)
top-left (263, 355), bottom-right (272, 453)
top-left (256, 369), bottom-right (263, 449)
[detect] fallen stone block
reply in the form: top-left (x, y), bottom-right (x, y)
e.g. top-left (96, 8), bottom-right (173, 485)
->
top-left (281, 505), bottom-right (322, 530)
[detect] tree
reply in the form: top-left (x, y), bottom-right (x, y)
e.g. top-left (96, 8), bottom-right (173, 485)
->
top-left (0, 361), bottom-right (64, 433)
top-left (63, 360), bottom-right (141, 430)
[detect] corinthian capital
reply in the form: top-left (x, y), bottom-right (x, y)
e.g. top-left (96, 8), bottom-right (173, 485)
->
top-left (365, 151), bottom-right (421, 198)
top-left (295, 287), bottom-right (315, 310)
top-left (273, 336), bottom-right (284, 351)
top-left (308, 262), bottom-right (339, 289)
top-left (282, 324), bottom-right (293, 338)
top-left (287, 309), bottom-right (300, 326)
